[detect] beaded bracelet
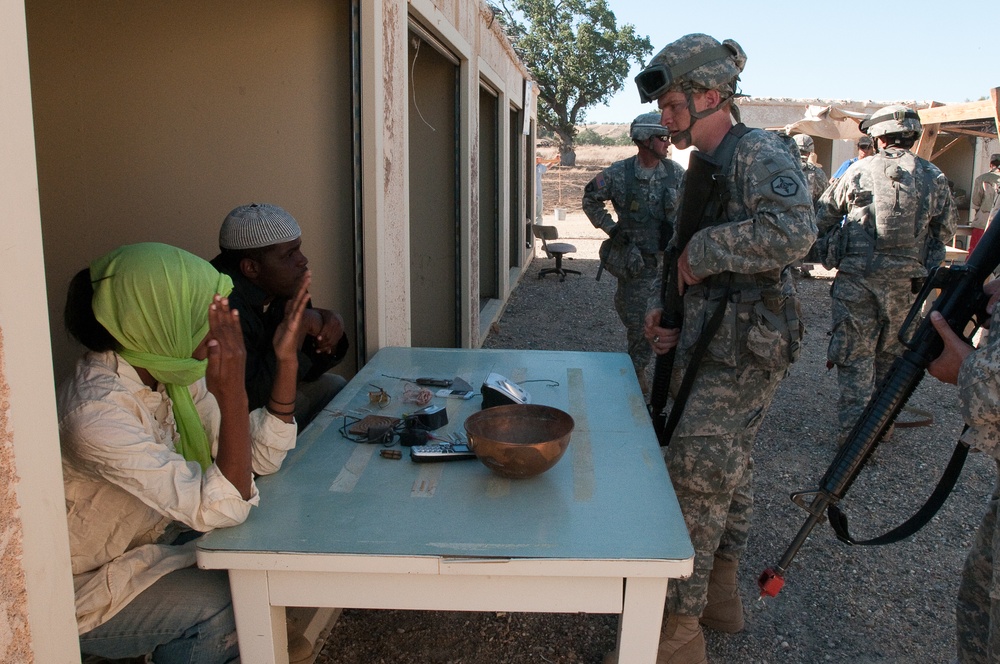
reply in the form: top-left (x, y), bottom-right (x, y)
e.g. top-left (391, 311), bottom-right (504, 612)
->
top-left (266, 405), bottom-right (295, 417)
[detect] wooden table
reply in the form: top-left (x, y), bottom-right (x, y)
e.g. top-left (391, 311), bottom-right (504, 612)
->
top-left (197, 347), bottom-right (693, 663)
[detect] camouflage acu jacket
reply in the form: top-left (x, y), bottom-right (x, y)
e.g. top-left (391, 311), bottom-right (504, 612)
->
top-left (582, 155), bottom-right (685, 254)
top-left (816, 148), bottom-right (956, 279)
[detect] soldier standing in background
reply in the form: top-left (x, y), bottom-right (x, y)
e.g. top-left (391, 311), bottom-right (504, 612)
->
top-left (583, 112), bottom-right (685, 396)
top-left (792, 133), bottom-right (829, 277)
top-left (635, 34), bottom-right (816, 664)
top-left (816, 106), bottom-right (956, 441)
top-left (793, 133), bottom-right (830, 206)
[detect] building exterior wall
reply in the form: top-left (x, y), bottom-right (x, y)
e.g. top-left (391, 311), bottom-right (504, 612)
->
top-left (2, 2), bottom-right (80, 661)
top-left (6, 0), bottom-right (533, 659)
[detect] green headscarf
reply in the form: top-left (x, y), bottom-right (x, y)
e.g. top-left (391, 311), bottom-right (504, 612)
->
top-left (90, 242), bottom-right (234, 470)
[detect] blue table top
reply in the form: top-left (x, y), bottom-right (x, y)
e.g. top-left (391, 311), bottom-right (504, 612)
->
top-left (198, 347), bottom-right (693, 563)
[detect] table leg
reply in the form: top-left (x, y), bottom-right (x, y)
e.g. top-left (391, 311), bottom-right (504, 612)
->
top-left (615, 576), bottom-right (669, 663)
top-left (229, 569), bottom-right (288, 664)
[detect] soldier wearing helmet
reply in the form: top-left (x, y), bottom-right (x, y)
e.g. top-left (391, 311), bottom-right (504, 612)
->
top-left (816, 105), bottom-right (955, 444)
top-left (635, 34), bottom-right (817, 664)
top-left (789, 134), bottom-right (830, 278)
top-left (582, 111), bottom-right (685, 395)
top-left (792, 134), bottom-right (830, 207)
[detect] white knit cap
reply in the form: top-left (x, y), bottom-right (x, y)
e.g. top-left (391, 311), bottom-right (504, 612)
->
top-left (219, 203), bottom-right (302, 250)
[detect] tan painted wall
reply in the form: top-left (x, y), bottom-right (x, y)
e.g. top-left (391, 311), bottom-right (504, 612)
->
top-left (28, 0), bottom-right (356, 382)
top-left (2, 2), bottom-right (80, 660)
top-left (3, 2), bottom-right (533, 659)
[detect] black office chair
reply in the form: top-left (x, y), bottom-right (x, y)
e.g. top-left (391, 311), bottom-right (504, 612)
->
top-left (532, 224), bottom-right (581, 282)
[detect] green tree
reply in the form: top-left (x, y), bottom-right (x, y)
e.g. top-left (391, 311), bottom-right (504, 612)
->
top-left (492, 0), bottom-right (651, 166)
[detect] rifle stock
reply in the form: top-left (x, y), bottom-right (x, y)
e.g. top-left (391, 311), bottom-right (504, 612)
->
top-left (759, 211), bottom-right (1000, 599)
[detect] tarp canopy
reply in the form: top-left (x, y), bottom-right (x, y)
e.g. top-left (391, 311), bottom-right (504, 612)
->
top-left (779, 105), bottom-right (870, 140)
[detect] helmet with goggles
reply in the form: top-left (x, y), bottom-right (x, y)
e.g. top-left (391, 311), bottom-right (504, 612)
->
top-left (635, 33), bottom-right (747, 104)
top-left (860, 105), bottom-right (922, 139)
top-left (630, 112), bottom-right (669, 142)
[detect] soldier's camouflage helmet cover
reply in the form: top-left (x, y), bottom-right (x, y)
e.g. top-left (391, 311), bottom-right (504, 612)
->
top-left (630, 111), bottom-right (669, 142)
top-left (792, 134), bottom-right (815, 155)
top-left (862, 105), bottom-right (922, 139)
top-left (635, 33), bottom-right (747, 103)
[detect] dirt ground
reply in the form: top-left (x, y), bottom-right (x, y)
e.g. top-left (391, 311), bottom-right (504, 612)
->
top-left (315, 147), bottom-right (992, 663)
top-left (89, 143), bottom-right (990, 663)
top-left (535, 145), bottom-right (636, 217)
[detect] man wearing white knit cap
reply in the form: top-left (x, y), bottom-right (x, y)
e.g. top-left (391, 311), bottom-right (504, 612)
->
top-left (211, 203), bottom-right (348, 430)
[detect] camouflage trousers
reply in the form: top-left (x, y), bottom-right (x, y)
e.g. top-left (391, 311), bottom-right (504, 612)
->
top-left (956, 460), bottom-right (1000, 663)
top-left (664, 360), bottom-right (786, 617)
top-left (827, 274), bottom-right (914, 437)
top-left (613, 257), bottom-right (659, 394)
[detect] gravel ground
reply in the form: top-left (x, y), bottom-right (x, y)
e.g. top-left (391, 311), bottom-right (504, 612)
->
top-left (90, 156), bottom-right (992, 664)
top-left (316, 159), bottom-right (994, 663)
top-left (317, 235), bottom-right (994, 663)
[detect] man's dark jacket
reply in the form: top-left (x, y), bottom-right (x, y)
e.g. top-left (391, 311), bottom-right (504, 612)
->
top-left (211, 256), bottom-right (349, 411)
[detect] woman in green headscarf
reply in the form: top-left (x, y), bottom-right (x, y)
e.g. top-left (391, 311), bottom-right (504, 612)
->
top-left (59, 242), bottom-right (309, 664)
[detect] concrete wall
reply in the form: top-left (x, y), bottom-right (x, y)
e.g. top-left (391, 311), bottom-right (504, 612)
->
top-left (6, 0), bottom-right (534, 660)
top-left (1, 2), bottom-right (80, 661)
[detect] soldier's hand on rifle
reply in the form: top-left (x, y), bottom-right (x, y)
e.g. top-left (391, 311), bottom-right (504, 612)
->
top-left (644, 309), bottom-right (680, 355)
top-left (927, 311), bottom-right (973, 385)
top-left (676, 244), bottom-right (704, 295)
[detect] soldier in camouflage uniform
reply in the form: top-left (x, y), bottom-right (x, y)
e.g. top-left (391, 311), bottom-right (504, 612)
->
top-left (927, 279), bottom-right (1000, 663)
top-left (793, 133), bottom-right (830, 206)
top-left (816, 106), bottom-right (956, 440)
top-left (632, 34), bottom-right (817, 664)
top-left (582, 112), bottom-right (685, 395)
top-left (791, 133), bottom-right (829, 277)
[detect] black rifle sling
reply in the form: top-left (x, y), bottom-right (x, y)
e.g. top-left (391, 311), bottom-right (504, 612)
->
top-left (660, 279), bottom-right (732, 443)
top-left (828, 432), bottom-right (970, 546)
top-left (659, 124), bottom-right (750, 445)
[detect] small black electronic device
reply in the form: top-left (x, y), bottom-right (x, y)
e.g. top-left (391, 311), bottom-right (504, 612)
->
top-left (414, 377), bottom-right (453, 387)
top-left (382, 373), bottom-right (453, 388)
top-left (407, 404), bottom-right (448, 430)
top-left (409, 444), bottom-right (477, 462)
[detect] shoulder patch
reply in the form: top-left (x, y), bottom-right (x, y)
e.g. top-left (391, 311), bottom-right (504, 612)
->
top-left (771, 175), bottom-right (799, 197)
top-left (595, 172), bottom-right (606, 189)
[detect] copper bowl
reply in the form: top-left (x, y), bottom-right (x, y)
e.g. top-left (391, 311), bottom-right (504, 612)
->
top-left (463, 404), bottom-right (574, 479)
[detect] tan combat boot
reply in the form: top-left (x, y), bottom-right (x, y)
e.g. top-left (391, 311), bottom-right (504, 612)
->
top-left (699, 556), bottom-right (744, 633)
top-left (656, 613), bottom-right (707, 664)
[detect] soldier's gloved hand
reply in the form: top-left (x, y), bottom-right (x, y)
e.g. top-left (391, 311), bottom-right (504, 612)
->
top-left (606, 224), bottom-right (620, 239)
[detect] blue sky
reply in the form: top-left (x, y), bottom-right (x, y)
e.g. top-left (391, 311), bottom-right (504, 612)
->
top-left (585, 0), bottom-right (996, 123)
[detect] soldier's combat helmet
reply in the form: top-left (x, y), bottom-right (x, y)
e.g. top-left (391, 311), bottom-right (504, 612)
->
top-left (792, 134), bottom-right (815, 155)
top-left (629, 112), bottom-right (669, 142)
top-left (635, 33), bottom-right (747, 103)
top-left (862, 105), bottom-right (922, 140)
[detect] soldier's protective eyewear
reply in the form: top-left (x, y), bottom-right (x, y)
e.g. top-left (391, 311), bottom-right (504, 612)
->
top-left (635, 65), bottom-right (671, 103)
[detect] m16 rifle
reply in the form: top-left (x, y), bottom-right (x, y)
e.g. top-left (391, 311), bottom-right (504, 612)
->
top-left (759, 211), bottom-right (1000, 598)
top-left (649, 149), bottom-right (727, 444)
